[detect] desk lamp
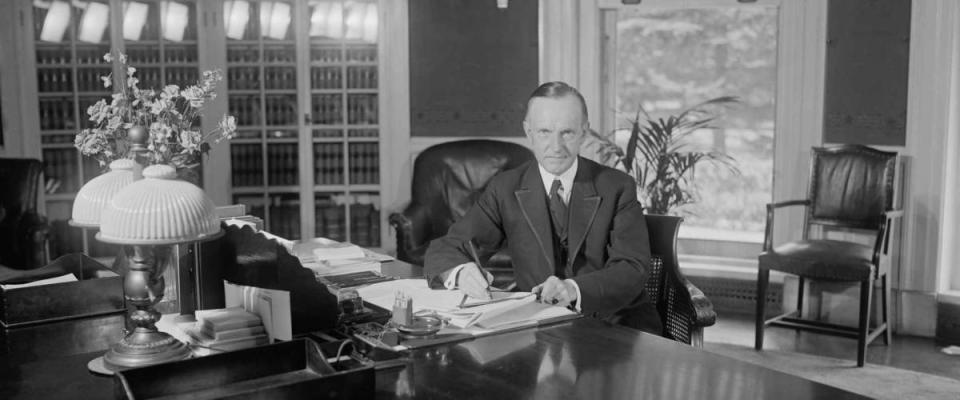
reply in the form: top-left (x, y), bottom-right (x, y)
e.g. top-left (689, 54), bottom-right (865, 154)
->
top-left (92, 164), bottom-right (223, 371)
top-left (70, 158), bottom-right (142, 229)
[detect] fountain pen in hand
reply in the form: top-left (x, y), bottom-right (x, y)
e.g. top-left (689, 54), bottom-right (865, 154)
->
top-left (457, 240), bottom-right (493, 300)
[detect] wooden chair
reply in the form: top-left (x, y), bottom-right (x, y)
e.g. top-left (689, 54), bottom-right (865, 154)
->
top-left (755, 144), bottom-right (901, 366)
top-left (645, 214), bottom-right (716, 347)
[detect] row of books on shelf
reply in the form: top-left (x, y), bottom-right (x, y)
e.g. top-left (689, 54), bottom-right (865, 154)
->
top-left (125, 45), bottom-right (199, 65)
top-left (37, 68), bottom-right (107, 93)
top-left (38, 98), bottom-right (77, 130)
top-left (308, 45), bottom-right (377, 64)
top-left (227, 67), bottom-right (297, 91)
top-left (310, 95), bottom-right (343, 125)
top-left (228, 95), bottom-right (300, 126)
top-left (226, 44), bottom-right (296, 63)
top-left (347, 143), bottom-right (379, 185)
top-left (308, 66), bottom-right (378, 90)
top-left (266, 202), bottom-right (301, 241)
top-left (35, 46), bottom-right (108, 65)
top-left (313, 143), bottom-right (345, 185)
top-left (41, 149), bottom-right (80, 193)
top-left (346, 94), bottom-right (378, 125)
top-left (316, 203), bottom-right (381, 247)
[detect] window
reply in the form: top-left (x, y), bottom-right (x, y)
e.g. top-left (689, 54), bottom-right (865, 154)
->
top-left (603, 2), bottom-right (778, 247)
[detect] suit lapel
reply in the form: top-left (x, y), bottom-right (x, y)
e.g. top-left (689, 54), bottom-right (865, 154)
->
top-left (514, 164), bottom-right (556, 273)
top-left (567, 159), bottom-right (601, 269)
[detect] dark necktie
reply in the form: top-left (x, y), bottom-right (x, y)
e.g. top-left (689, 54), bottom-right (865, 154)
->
top-left (549, 179), bottom-right (567, 237)
top-left (549, 179), bottom-right (569, 277)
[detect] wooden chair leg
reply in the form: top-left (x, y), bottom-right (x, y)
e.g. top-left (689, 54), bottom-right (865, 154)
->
top-left (755, 268), bottom-right (770, 350)
top-left (797, 277), bottom-right (805, 319)
top-left (857, 279), bottom-right (873, 367)
top-left (882, 274), bottom-right (892, 345)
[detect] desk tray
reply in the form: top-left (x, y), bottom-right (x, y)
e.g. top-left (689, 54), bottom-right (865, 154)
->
top-left (0, 253), bottom-right (124, 328)
top-left (114, 338), bottom-right (374, 400)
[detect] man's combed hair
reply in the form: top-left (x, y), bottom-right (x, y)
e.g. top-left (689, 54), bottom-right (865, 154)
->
top-left (526, 81), bottom-right (588, 121)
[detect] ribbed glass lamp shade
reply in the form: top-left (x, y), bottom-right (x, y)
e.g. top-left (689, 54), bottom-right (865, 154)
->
top-left (98, 164), bottom-right (221, 245)
top-left (70, 159), bottom-right (142, 228)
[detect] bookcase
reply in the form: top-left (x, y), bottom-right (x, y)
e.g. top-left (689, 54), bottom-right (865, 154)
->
top-left (21, 0), bottom-right (386, 258)
top-left (226, 0), bottom-right (382, 246)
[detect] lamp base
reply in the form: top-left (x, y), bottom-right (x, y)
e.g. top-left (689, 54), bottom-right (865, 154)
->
top-left (100, 329), bottom-right (192, 371)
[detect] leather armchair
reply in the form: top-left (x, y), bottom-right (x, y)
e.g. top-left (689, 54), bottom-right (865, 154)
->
top-left (389, 139), bottom-right (534, 286)
top-left (0, 158), bottom-right (49, 269)
top-left (755, 144), bottom-right (900, 367)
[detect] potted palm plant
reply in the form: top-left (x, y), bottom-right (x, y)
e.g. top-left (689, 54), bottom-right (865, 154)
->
top-left (618, 96), bottom-right (740, 215)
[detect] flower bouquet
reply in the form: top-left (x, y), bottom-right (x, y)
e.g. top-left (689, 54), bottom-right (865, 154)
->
top-left (74, 52), bottom-right (236, 181)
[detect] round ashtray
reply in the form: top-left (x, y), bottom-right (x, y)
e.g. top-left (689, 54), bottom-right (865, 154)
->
top-left (397, 316), bottom-right (444, 337)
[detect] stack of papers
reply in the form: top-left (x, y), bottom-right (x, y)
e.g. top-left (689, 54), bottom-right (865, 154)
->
top-left (356, 279), bottom-right (577, 333)
top-left (291, 237), bottom-right (393, 277)
top-left (186, 307), bottom-right (269, 352)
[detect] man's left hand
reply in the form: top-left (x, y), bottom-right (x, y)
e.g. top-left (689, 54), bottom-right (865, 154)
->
top-left (532, 276), bottom-right (578, 307)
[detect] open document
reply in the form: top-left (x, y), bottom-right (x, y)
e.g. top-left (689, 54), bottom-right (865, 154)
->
top-left (356, 279), bottom-right (578, 334)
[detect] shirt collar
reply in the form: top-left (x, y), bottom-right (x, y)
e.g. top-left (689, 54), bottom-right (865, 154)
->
top-left (537, 157), bottom-right (578, 198)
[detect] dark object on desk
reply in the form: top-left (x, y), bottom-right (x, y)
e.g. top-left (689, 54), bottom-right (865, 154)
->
top-left (113, 338), bottom-right (374, 400)
top-left (0, 253), bottom-right (123, 328)
top-left (0, 158), bottom-right (49, 270)
top-left (389, 139), bottom-right (533, 287)
top-left (321, 270), bottom-right (395, 288)
top-left (756, 145), bottom-right (901, 367)
top-left (213, 224), bottom-right (339, 333)
top-left (645, 214), bottom-right (716, 347)
top-left (1, 312), bottom-right (123, 365)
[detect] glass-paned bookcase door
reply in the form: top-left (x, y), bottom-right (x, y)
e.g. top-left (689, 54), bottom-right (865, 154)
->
top-left (227, 0), bottom-right (381, 246)
top-left (33, 0), bottom-right (113, 258)
top-left (308, 0), bottom-right (380, 247)
top-left (226, 0), bottom-right (301, 239)
top-left (32, 0), bottom-right (201, 259)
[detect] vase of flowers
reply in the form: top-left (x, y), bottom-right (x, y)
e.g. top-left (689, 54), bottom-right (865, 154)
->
top-left (74, 51), bottom-right (236, 184)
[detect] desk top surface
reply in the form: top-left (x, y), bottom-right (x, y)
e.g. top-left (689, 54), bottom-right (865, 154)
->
top-left (0, 261), bottom-right (867, 399)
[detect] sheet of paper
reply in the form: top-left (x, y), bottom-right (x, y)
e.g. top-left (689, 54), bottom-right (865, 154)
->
top-left (356, 279), bottom-right (577, 332)
top-left (0, 273), bottom-right (78, 290)
top-left (224, 281), bottom-right (292, 342)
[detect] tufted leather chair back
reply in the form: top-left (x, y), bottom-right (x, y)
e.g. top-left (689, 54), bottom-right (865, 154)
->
top-left (807, 145), bottom-right (898, 231)
top-left (0, 158), bottom-right (48, 269)
top-left (390, 140), bottom-right (534, 266)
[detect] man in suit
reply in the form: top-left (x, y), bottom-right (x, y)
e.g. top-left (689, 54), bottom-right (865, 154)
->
top-left (424, 81), bottom-right (661, 335)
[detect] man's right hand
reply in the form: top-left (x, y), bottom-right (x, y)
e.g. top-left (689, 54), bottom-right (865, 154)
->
top-left (457, 262), bottom-right (492, 300)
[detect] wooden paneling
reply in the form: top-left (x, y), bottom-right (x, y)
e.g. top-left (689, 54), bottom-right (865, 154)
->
top-left (823, 0), bottom-right (911, 146)
top-left (409, 0), bottom-right (537, 137)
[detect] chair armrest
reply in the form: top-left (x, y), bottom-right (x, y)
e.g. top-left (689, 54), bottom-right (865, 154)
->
top-left (682, 277), bottom-right (716, 328)
top-left (661, 265), bottom-right (717, 346)
top-left (388, 204), bottom-right (431, 265)
top-left (872, 209), bottom-right (903, 270)
top-left (6, 212), bottom-right (50, 269)
top-left (884, 209), bottom-right (904, 219)
top-left (762, 199), bottom-right (811, 251)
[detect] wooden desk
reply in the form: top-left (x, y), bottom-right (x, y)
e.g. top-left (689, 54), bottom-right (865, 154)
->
top-left (1, 261), bottom-right (867, 399)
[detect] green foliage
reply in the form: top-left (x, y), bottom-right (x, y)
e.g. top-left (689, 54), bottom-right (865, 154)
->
top-left (622, 97), bottom-right (740, 215)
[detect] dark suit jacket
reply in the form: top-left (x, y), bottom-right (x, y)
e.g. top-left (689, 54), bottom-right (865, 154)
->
top-left (424, 157), bottom-right (657, 328)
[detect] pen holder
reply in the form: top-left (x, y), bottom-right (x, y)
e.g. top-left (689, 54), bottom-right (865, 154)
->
top-left (391, 296), bottom-right (413, 326)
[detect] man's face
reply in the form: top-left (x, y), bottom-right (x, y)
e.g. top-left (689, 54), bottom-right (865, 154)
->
top-left (523, 95), bottom-right (587, 175)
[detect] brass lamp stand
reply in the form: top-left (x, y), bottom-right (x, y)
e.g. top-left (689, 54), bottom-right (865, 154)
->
top-left (101, 245), bottom-right (192, 368)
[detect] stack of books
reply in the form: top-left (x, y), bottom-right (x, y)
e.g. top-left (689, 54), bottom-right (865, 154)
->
top-left (187, 307), bottom-right (269, 352)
